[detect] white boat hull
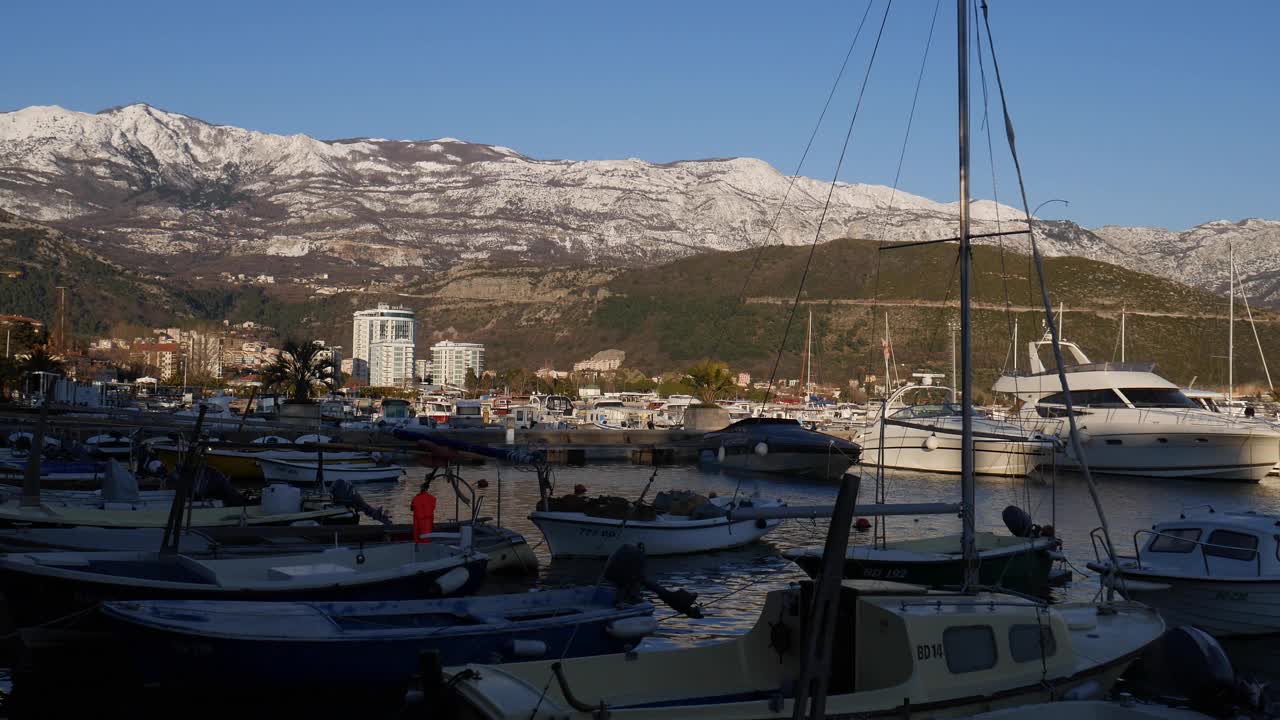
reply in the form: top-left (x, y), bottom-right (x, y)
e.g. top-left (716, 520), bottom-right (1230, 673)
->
top-left (258, 460), bottom-right (404, 485)
top-left (860, 425), bottom-right (1050, 477)
top-left (1105, 571), bottom-right (1280, 637)
top-left (1046, 422), bottom-right (1280, 481)
top-left (530, 501), bottom-right (783, 558)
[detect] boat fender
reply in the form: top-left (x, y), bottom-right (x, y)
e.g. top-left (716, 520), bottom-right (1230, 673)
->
top-left (606, 616), bottom-right (659, 641)
top-left (504, 638), bottom-right (548, 658)
top-left (431, 567), bottom-right (471, 595)
top-left (854, 518), bottom-right (871, 531)
top-left (356, 543), bottom-right (365, 565)
top-left (1077, 429), bottom-right (1091, 445)
top-left (717, 446), bottom-right (726, 462)
top-left (923, 435), bottom-right (939, 451)
top-left (754, 442), bottom-right (769, 457)
top-left (755, 518), bottom-right (768, 529)
top-left (1002, 505), bottom-right (1037, 538)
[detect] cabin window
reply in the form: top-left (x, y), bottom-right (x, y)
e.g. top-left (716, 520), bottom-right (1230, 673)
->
top-left (1204, 530), bottom-right (1258, 561)
top-left (943, 626), bottom-right (998, 673)
top-left (1105, 439), bottom-right (1122, 446)
top-left (1039, 389), bottom-right (1126, 408)
top-left (1148, 528), bottom-right (1200, 553)
top-left (1009, 624), bottom-right (1057, 663)
top-left (1120, 388), bottom-right (1196, 408)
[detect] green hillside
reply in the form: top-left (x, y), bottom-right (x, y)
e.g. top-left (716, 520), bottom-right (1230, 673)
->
top-left (0, 216), bottom-right (1272, 393)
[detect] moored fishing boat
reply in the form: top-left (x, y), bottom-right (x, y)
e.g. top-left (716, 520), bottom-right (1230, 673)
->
top-left (530, 491), bottom-right (784, 558)
top-left (257, 456), bottom-right (405, 485)
top-left (0, 497), bottom-right (356, 529)
top-left (1087, 509), bottom-right (1280, 637)
top-left (784, 529), bottom-right (1059, 596)
top-left (0, 541), bottom-right (487, 627)
top-left (858, 383), bottom-right (1055, 478)
top-left (0, 521), bottom-right (539, 574)
top-left (439, 580), bottom-right (1164, 719)
top-left (151, 443), bottom-right (373, 482)
top-left (699, 417), bottom-right (861, 482)
top-left (100, 586), bottom-right (655, 691)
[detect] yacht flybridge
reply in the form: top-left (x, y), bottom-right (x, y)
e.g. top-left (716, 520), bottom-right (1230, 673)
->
top-left (993, 335), bottom-right (1280, 481)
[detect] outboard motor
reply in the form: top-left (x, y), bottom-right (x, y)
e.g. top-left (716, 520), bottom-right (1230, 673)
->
top-left (1002, 505), bottom-right (1038, 538)
top-left (604, 543), bottom-right (703, 618)
top-left (330, 478), bottom-right (393, 525)
top-left (1134, 625), bottom-right (1237, 712)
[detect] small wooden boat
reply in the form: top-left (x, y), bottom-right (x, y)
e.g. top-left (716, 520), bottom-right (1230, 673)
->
top-left (0, 460), bottom-right (105, 485)
top-left (0, 521), bottom-right (539, 574)
top-left (257, 457), bottom-right (405, 485)
top-left (0, 498), bottom-right (356, 529)
top-left (1087, 509), bottom-right (1280, 637)
top-left (530, 493), bottom-right (785, 558)
top-left (84, 433), bottom-right (133, 459)
top-left (784, 529), bottom-right (1060, 596)
top-left (0, 542), bottom-right (487, 627)
top-left (150, 443), bottom-right (372, 482)
top-left (100, 586), bottom-right (655, 691)
top-left (439, 580), bottom-right (1165, 719)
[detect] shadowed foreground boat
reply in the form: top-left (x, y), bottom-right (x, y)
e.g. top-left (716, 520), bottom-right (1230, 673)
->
top-left (100, 586), bottom-right (656, 692)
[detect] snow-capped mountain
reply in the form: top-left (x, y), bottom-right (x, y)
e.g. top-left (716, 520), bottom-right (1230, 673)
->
top-left (0, 103), bottom-right (1274, 304)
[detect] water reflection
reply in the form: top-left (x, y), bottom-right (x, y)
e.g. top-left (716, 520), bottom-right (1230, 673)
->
top-left (358, 461), bottom-right (1280, 656)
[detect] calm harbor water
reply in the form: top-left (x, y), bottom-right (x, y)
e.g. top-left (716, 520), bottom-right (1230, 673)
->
top-left (360, 460), bottom-right (1280, 662)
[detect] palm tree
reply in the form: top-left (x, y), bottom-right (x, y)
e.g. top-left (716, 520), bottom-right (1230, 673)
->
top-left (686, 359), bottom-right (735, 406)
top-left (20, 345), bottom-right (63, 376)
top-left (261, 339), bottom-right (336, 402)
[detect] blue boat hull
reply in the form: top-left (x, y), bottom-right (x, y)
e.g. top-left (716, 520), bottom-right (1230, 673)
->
top-left (106, 592), bottom-right (653, 691)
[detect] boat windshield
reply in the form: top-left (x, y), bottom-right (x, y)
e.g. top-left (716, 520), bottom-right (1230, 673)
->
top-left (890, 403), bottom-right (963, 420)
top-left (1120, 388), bottom-right (1197, 408)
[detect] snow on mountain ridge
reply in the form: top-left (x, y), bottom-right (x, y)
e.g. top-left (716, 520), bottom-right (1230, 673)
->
top-left (0, 103), bottom-right (1275, 304)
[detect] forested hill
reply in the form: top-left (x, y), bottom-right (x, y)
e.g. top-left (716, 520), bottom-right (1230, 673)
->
top-left (0, 214), bottom-right (1271, 393)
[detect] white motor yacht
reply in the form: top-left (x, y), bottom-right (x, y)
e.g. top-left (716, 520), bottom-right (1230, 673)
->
top-left (858, 383), bottom-right (1056, 477)
top-left (993, 335), bottom-right (1280, 482)
top-left (1087, 509), bottom-right (1280, 637)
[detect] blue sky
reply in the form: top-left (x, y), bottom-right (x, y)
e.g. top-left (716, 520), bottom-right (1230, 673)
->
top-left (3, 1), bottom-right (1276, 230)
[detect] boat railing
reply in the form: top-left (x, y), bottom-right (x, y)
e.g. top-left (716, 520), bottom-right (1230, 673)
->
top-left (1091, 526), bottom-right (1262, 577)
top-left (896, 598), bottom-right (1046, 612)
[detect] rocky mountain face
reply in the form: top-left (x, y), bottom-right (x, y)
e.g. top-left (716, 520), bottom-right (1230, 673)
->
top-left (0, 103), bottom-right (1274, 303)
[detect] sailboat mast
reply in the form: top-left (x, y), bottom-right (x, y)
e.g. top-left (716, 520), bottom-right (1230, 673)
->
top-left (805, 309), bottom-right (813, 401)
top-left (1120, 307), bottom-right (1126, 363)
top-left (956, 0), bottom-right (977, 588)
top-left (1228, 242), bottom-right (1235, 404)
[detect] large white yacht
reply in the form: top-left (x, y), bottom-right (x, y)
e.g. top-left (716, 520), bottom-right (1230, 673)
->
top-left (858, 381), bottom-right (1056, 477)
top-left (993, 335), bottom-right (1280, 482)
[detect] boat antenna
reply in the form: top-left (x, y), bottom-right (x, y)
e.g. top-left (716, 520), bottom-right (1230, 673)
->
top-left (956, 0), bottom-right (978, 590)
top-left (977, 0), bottom-right (1122, 589)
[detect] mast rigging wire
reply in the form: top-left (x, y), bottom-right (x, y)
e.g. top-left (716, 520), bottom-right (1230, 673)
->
top-left (706, 0), bottom-right (877, 361)
top-left (977, 0), bottom-right (1122, 583)
top-left (759, 0), bottom-right (896, 409)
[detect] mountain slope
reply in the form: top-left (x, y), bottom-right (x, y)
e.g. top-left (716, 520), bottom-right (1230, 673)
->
top-left (0, 103), bottom-right (1275, 306)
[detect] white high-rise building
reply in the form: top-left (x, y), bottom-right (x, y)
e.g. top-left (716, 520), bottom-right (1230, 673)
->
top-left (351, 304), bottom-right (416, 384)
top-left (431, 341), bottom-right (485, 389)
top-left (369, 341), bottom-right (416, 388)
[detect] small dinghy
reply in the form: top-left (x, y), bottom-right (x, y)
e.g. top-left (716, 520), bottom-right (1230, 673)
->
top-left (531, 490), bottom-right (785, 558)
top-left (0, 520), bottom-right (540, 574)
top-left (84, 433), bottom-right (133, 460)
top-left (258, 456), bottom-right (405, 485)
top-left (100, 586), bottom-right (655, 691)
top-left (0, 541), bottom-right (487, 627)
